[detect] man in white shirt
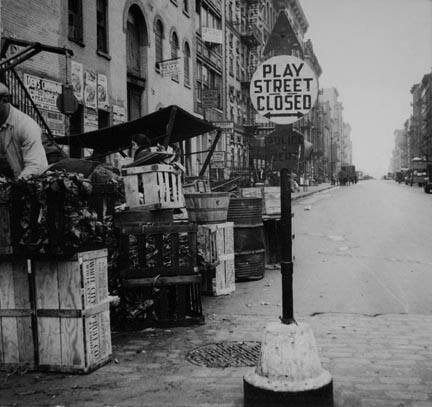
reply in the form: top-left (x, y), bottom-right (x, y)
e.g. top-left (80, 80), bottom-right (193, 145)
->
top-left (0, 82), bottom-right (48, 179)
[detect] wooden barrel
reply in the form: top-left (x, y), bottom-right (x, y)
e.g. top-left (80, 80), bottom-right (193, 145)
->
top-left (184, 192), bottom-right (230, 224)
top-left (227, 198), bottom-right (265, 281)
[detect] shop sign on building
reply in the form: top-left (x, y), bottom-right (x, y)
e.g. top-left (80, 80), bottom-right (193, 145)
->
top-left (211, 151), bottom-right (225, 163)
top-left (159, 58), bottom-right (180, 77)
top-left (97, 73), bottom-right (109, 110)
top-left (250, 55), bottom-right (319, 125)
top-left (71, 60), bottom-right (84, 102)
top-left (213, 121), bottom-right (234, 130)
top-left (23, 73), bottom-right (65, 137)
top-left (84, 70), bottom-right (97, 109)
top-left (202, 89), bottom-right (219, 108)
top-left (202, 27), bottom-right (223, 44)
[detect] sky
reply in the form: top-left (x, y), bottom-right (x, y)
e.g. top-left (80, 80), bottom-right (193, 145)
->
top-left (301, 0), bottom-right (432, 177)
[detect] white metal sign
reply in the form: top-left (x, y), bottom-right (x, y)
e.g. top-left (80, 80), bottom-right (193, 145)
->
top-left (159, 58), bottom-right (180, 77)
top-left (249, 55), bottom-right (318, 125)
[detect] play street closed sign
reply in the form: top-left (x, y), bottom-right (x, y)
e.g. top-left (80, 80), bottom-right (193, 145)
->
top-left (250, 55), bottom-right (318, 125)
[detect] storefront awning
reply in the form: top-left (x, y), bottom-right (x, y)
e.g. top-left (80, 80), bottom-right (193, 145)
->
top-left (54, 105), bottom-right (218, 152)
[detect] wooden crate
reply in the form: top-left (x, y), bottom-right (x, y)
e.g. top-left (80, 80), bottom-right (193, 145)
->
top-left (0, 259), bottom-right (35, 371)
top-left (118, 223), bottom-right (198, 278)
top-left (121, 164), bottom-right (183, 210)
top-left (88, 183), bottom-right (117, 221)
top-left (183, 177), bottom-right (210, 194)
top-left (33, 249), bottom-right (112, 373)
top-left (201, 254), bottom-right (235, 296)
top-left (0, 192), bottom-right (12, 256)
top-left (240, 187), bottom-right (280, 216)
top-left (197, 222), bottom-right (235, 296)
top-left (122, 274), bottom-right (204, 328)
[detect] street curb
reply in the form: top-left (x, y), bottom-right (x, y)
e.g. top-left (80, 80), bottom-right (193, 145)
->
top-left (292, 185), bottom-right (336, 201)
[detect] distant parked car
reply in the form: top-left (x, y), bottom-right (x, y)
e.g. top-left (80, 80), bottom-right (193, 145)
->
top-left (424, 164), bottom-right (432, 193)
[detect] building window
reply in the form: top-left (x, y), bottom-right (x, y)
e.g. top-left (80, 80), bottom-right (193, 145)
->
top-left (68, 0), bottom-right (83, 43)
top-left (229, 56), bottom-right (234, 77)
top-left (155, 19), bottom-right (164, 71)
top-left (183, 0), bottom-right (189, 14)
top-left (97, 0), bottom-right (108, 53)
top-left (170, 31), bottom-right (179, 81)
top-left (184, 42), bottom-right (191, 87)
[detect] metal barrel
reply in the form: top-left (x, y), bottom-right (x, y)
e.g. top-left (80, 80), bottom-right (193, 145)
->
top-left (227, 197), bottom-right (262, 224)
top-left (227, 198), bottom-right (265, 281)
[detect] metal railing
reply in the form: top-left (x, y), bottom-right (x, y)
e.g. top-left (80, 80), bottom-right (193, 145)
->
top-left (4, 68), bottom-right (55, 141)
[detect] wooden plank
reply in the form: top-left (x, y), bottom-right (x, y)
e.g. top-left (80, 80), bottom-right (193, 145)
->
top-left (0, 262), bottom-right (19, 364)
top-left (141, 223), bottom-right (195, 234)
top-left (176, 286), bottom-right (187, 319)
top-left (60, 317), bottom-right (84, 368)
top-left (57, 260), bottom-right (84, 368)
top-left (224, 223), bottom-right (234, 255)
top-left (122, 164), bottom-right (176, 176)
top-left (96, 256), bottom-right (108, 304)
top-left (35, 261), bottom-right (61, 366)
top-left (171, 233), bottom-right (179, 270)
top-left (143, 171), bottom-right (159, 206)
top-left (123, 274), bottom-right (201, 288)
top-left (0, 203), bottom-right (11, 254)
top-left (157, 171), bottom-right (165, 203)
top-left (13, 262), bottom-right (33, 365)
top-left (214, 257), bottom-right (235, 296)
top-left (158, 287), bottom-right (169, 320)
top-left (80, 249), bottom-right (108, 262)
top-left (58, 259), bottom-right (81, 310)
top-left (123, 175), bottom-right (140, 208)
top-left (172, 172), bottom-right (178, 203)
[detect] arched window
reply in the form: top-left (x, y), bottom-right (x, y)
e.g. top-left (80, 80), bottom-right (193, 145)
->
top-left (184, 41), bottom-right (191, 86)
top-left (171, 31), bottom-right (179, 81)
top-left (155, 19), bottom-right (164, 70)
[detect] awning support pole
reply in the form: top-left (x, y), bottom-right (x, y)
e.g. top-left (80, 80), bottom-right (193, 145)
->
top-left (199, 128), bottom-right (222, 177)
top-left (163, 106), bottom-right (178, 148)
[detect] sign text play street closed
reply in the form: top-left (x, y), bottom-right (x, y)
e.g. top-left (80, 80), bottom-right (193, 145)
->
top-left (249, 55), bottom-right (318, 125)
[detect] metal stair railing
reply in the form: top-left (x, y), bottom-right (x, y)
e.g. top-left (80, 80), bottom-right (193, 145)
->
top-left (4, 68), bottom-right (55, 141)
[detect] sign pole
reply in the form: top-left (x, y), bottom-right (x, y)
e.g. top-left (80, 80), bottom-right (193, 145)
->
top-left (280, 166), bottom-right (294, 324)
top-left (244, 10), bottom-right (333, 407)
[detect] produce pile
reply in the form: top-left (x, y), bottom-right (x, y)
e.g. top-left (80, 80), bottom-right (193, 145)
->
top-left (8, 170), bottom-right (111, 256)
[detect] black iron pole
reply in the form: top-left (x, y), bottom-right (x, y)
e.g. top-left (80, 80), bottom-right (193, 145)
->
top-left (280, 166), bottom-right (294, 324)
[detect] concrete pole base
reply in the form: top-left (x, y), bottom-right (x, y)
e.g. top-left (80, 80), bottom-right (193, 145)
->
top-left (243, 322), bottom-right (333, 407)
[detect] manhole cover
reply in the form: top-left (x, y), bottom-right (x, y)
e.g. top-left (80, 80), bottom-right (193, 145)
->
top-left (186, 341), bottom-right (261, 368)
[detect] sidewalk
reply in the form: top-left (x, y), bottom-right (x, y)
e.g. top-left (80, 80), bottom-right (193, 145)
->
top-left (1, 309), bottom-right (431, 407)
top-left (292, 183), bottom-right (335, 201)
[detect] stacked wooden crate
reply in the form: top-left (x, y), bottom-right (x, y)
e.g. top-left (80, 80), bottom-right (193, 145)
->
top-left (118, 163), bottom-right (204, 328)
top-left (197, 222), bottom-right (235, 296)
top-left (121, 164), bottom-right (183, 210)
top-left (0, 249), bottom-right (111, 373)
